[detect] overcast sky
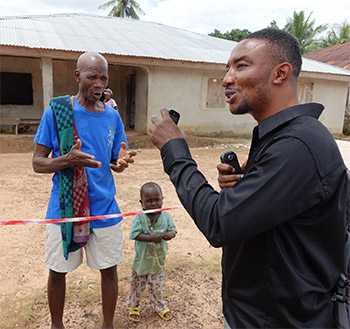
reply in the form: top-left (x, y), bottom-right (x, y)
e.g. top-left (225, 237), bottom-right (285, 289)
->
top-left (1, 0), bottom-right (349, 35)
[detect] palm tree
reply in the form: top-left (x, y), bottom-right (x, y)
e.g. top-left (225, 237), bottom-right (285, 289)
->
top-left (98, 0), bottom-right (144, 19)
top-left (322, 21), bottom-right (350, 47)
top-left (284, 11), bottom-right (327, 53)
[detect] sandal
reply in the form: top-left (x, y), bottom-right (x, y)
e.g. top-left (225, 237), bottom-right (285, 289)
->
top-left (128, 307), bottom-right (141, 322)
top-left (158, 308), bottom-right (172, 321)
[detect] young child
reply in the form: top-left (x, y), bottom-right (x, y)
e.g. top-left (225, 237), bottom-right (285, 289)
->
top-left (128, 182), bottom-right (177, 322)
top-left (103, 88), bottom-right (118, 110)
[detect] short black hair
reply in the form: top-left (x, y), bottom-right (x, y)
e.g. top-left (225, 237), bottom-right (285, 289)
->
top-left (245, 28), bottom-right (302, 78)
top-left (140, 182), bottom-right (162, 197)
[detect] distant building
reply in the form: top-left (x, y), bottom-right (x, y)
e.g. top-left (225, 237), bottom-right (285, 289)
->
top-left (305, 41), bottom-right (350, 70)
top-left (306, 42), bottom-right (350, 115)
top-left (1, 14), bottom-right (350, 135)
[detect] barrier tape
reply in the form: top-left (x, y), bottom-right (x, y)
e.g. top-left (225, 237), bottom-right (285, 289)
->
top-left (0, 207), bottom-right (180, 226)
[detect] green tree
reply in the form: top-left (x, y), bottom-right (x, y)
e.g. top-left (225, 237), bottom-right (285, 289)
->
top-left (209, 28), bottom-right (251, 42)
top-left (284, 11), bottom-right (327, 53)
top-left (322, 21), bottom-right (350, 47)
top-left (98, 0), bottom-right (144, 19)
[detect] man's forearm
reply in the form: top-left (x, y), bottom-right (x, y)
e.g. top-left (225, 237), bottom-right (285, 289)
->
top-left (32, 154), bottom-right (70, 173)
top-left (161, 139), bottom-right (223, 247)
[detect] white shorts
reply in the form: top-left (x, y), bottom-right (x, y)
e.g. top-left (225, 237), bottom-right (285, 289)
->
top-left (45, 223), bottom-right (123, 273)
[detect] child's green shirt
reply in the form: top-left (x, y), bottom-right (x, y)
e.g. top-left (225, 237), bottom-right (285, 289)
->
top-left (129, 212), bottom-right (176, 275)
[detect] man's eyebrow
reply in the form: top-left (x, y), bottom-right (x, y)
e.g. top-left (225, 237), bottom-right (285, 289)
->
top-left (232, 55), bottom-right (250, 63)
top-left (226, 55), bottom-right (251, 67)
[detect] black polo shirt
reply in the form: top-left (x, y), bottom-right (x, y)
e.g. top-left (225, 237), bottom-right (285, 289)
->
top-left (161, 103), bottom-right (348, 328)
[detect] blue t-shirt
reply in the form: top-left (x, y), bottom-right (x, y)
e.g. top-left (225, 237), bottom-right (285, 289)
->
top-left (34, 97), bottom-right (127, 228)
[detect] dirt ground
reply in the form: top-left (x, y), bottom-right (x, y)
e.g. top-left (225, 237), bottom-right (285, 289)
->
top-left (0, 135), bottom-right (250, 329)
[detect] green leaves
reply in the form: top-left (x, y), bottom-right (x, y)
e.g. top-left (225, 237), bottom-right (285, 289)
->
top-left (284, 11), bottom-right (327, 54)
top-left (209, 28), bottom-right (251, 42)
top-left (322, 22), bottom-right (350, 47)
top-left (98, 0), bottom-right (145, 19)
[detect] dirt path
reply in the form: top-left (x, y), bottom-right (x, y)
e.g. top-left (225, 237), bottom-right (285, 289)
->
top-left (0, 141), bottom-right (249, 329)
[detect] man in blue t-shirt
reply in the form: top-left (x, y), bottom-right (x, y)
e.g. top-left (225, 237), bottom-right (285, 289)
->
top-left (33, 52), bottom-right (136, 329)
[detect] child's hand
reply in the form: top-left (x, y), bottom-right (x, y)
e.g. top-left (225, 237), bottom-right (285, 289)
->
top-left (162, 231), bottom-right (176, 241)
top-left (150, 233), bottom-right (163, 243)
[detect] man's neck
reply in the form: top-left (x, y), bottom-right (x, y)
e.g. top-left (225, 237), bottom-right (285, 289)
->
top-left (76, 93), bottom-right (104, 112)
top-left (252, 91), bottom-right (299, 123)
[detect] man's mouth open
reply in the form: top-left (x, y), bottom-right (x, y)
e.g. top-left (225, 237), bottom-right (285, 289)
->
top-left (225, 89), bottom-right (238, 104)
top-left (93, 91), bottom-right (103, 98)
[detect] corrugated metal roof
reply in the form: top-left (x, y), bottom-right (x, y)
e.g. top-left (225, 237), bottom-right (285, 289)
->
top-left (1, 13), bottom-right (350, 77)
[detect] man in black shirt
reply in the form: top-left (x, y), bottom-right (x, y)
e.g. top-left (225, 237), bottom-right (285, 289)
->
top-left (150, 28), bottom-right (348, 328)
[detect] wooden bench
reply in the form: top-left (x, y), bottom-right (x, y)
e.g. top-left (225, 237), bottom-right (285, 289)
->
top-left (0, 117), bottom-right (40, 134)
top-left (0, 117), bottom-right (19, 134)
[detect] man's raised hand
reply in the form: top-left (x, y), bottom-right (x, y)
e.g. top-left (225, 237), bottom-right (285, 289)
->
top-left (110, 142), bottom-right (137, 173)
top-left (65, 139), bottom-right (102, 168)
top-left (150, 109), bottom-right (184, 150)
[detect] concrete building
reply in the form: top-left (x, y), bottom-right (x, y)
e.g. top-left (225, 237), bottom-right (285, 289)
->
top-left (1, 13), bottom-right (350, 135)
top-left (305, 42), bottom-right (350, 115)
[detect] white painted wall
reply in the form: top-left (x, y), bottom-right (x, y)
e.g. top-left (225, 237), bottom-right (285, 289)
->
top-left (146, 66), bottom-right (349, 135)
top-left (312, 79), bottom-right (349, 133)
top-left (146, 66), bottom-right (255, 136)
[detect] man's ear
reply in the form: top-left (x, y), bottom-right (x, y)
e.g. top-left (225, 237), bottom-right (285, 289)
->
top-left (74, 70), bottom-right (80, 83)
top-left (272, 62), bottom-right (293, 85)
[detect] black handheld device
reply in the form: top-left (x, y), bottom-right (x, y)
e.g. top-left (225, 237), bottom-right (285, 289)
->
top-left (168, 109), bottom-right (180, 125)
top-left (220, 151), bottom-right (242, 174)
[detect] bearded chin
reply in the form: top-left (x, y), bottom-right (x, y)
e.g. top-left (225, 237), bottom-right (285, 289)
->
top-left (233, 100), bottom-right (254, 115)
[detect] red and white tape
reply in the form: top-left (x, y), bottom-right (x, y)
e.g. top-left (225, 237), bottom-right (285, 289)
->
top-left (0, 207), bottom-right (180, 226)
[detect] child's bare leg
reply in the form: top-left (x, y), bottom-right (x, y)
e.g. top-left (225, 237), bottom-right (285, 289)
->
top-left (48, 269), bottom-right (66, 329)
top-left (100, 266), bottom-right (118, 329)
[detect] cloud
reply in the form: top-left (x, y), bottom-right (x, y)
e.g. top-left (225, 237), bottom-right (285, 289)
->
top-left (0, 0), bottom-right (349, 36)
top-left (143, 0), bottom-right (350, 33)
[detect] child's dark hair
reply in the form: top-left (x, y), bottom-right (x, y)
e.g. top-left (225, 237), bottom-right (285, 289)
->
top-left (245, 28), bottom-right (302, 78)
top-left (140, 182), bottom-right (162, 197)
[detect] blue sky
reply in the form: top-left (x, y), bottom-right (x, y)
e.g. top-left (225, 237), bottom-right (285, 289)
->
top-left (1, 0), bottom-right (349, 35)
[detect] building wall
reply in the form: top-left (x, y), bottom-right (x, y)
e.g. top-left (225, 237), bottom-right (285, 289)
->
top-left (1, 54), bottom-right (348, 136)
top-left (0, 55), bottom-right (43, 119)
top-left (53, 60), bottom-right (149, 132)
top-left (147, 67), bottom-right (349, 135)
top-left (134, 68), bottom-right (148, 133)
top-left (53, 60), bottom-right (77, 98)
top-left (147, 66), bottom-right (256, 136)
top-left (312, 79), bottom-right (349, 133)
top-left (108, 65), bottom-right (133, 124)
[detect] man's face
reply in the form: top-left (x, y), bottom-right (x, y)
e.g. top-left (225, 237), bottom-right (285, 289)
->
top-left (223, 39), bottom-right (273, 115)
top-left (75, 61), bottom-right (108, 103)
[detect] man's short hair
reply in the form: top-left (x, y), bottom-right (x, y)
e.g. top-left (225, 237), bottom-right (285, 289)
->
top-left (245, 28), bottom-right (302, 78)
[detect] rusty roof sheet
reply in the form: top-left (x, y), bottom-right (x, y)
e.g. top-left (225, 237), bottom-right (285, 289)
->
top-left (305, 41), bottom-right (350, 70)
